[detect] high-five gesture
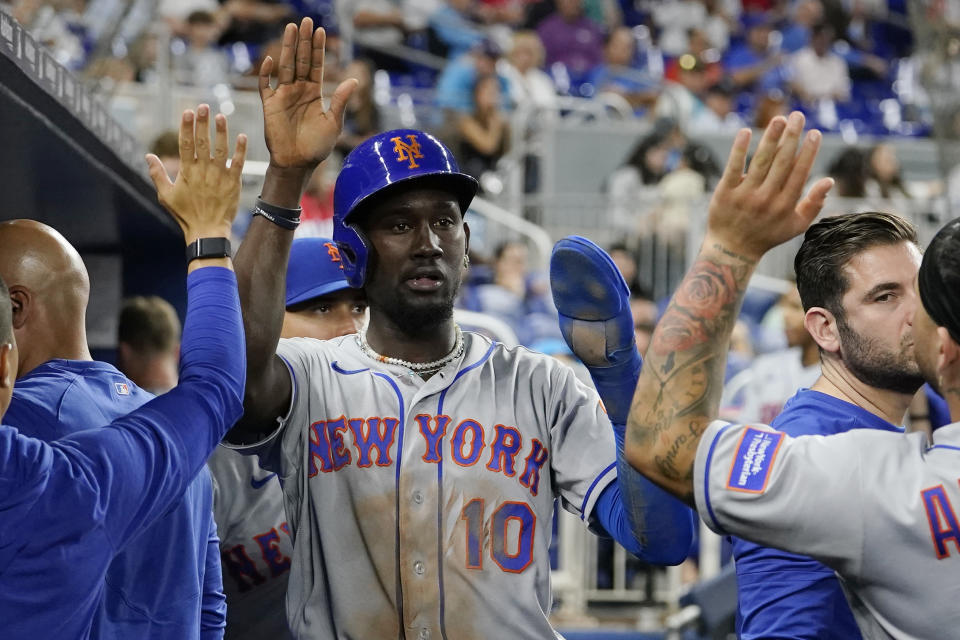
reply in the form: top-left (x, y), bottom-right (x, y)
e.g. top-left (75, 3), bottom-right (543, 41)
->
top-left (705, 111), bottom-right (834, 261)
top-left (146, 104), bottom-right (247, 244)
top-left (625, 112), bottom-right (833, 502)
top-left (260, 18), bottom-right (357, 171)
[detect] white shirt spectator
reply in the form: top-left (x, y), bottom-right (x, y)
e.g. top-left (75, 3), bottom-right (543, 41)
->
top-left (790, 46), bottom-right (851, 102)
top-left (158, 0), bottom-right (219, 21)
top-left (338, 0), bottom-right (405, 48)
top-left (652, 0), bottom-right (707, 57)
top-left (502, 63), bottom-right (558, 112)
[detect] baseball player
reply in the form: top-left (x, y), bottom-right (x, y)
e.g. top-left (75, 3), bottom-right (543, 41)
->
top-left (208, 237), bottom-right (366, 640)
top-left (732, 212), bottom-right (925, 639)
top-left (0, 219), bottom-right (229, 639)
top-left (223, 18), bottom-right (694, 639)
top-left (0, 106), bottom-right (246, 638)
top-left (623, 111), bottom-right (960, 637)
top-left (117, 295), bottom-right (182, 395)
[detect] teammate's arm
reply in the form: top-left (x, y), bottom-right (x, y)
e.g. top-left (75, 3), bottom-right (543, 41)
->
top-left (229, 18), bottom-right (356, 441)
top-left (625, 112), bottom-right (834, 503)
top-left (200, 517), bottom-right (227, 639)
top-left (48, 104), bottom-right (250, 544)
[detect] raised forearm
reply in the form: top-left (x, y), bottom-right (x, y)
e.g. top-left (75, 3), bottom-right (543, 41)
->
top-left (625, 240), bottom-right (756, 502)
top-left (232, 165), bottom-right (308, 426)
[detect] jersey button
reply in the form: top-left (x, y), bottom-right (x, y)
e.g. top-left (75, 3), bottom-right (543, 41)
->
top-left (414, 560), bottom-right (425, 575)
top-left (413, 490), bottom-right (424, 505)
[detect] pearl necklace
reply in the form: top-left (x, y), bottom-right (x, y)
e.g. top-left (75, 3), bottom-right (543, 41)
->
top-left (357, 325), bottom-right (464, 372)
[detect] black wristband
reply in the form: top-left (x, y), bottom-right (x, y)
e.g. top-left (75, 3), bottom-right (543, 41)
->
top-left (253, 206), bottom-right (300, 230)
top-left (186, 237), bottom-right (231, 263)
top-left (254, 196), bottom-right (301, 230)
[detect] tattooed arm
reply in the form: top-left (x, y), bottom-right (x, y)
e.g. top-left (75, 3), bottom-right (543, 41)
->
top-left (624, 112), bottom-right (835, 503)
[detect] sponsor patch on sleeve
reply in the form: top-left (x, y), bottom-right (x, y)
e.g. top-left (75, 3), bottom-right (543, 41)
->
top-left (725, 427), bottom-right (784, 493)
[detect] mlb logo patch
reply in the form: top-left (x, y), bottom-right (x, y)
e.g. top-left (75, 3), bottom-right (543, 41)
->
top-left (725, 427), bottom-right (784, 493)
top-left (114, 382), bottom-right (130, 396)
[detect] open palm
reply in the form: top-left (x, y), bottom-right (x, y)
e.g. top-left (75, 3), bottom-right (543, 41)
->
top-left (706, 112), bottom-right (834, 261)
top-left (259, 19), bottom-right (357, 170)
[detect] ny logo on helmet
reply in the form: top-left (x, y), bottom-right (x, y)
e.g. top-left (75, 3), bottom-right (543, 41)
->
top-left (323, 242), bottom-right (344, 269)
top-left (391, 134), bottom-right (423, 169)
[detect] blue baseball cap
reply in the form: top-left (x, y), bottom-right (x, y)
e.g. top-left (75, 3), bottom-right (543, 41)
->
top-left (285, 237), bottom-right (352, 307)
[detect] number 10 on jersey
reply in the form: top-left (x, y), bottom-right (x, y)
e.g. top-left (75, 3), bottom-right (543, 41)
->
top-left (460, 498), bottom-right (536, 573)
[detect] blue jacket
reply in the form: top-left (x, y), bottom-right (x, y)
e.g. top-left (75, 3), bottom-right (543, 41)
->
top-left (731, 389), bottom-right (904, 639)
top-left (0, 268), bottom-right (243, 638)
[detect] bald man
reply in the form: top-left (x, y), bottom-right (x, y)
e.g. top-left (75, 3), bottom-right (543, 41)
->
top-left (0, 220), bottom-right (227, 639)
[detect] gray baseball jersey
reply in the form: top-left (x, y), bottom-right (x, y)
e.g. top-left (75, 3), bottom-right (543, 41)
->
top-left (208, 446), bottom-right (294, 639)
top-left (695, 419), bottom-right (960, 639)
top-left (228, 331), bottom-right (618, 640)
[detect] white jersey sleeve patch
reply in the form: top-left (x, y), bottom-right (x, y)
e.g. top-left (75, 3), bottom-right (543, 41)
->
top-left (694, 420), bottom-right (865, 576)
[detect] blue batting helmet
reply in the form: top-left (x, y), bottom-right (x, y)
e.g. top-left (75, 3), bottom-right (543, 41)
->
top-left (332, 129), bottom-right (479, 287)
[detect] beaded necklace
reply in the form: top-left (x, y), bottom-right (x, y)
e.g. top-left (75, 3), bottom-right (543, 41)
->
top-left (357, 325), bottom-right (464, 372)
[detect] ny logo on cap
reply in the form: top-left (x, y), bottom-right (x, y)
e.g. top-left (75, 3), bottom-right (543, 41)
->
top-left (323, 242), bottom-right (344, 269)
top-left (391, 134), bottom-right (423, 169)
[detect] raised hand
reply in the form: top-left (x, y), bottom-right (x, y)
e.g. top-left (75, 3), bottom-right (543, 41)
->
top-left (146, 104), bottom-right (247, 244)
top-left (705, 111), bottom-right (834, 262)
top-left (260, 18), bottom-right (357, 171)
top-left (625, 112), bottom-right (832, 502)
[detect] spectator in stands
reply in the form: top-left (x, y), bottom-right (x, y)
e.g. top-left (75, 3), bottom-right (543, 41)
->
top-left (502, 30), bottom-right (558, 111)
top-left (606, 120), bottom-right (684, 232)
top-left (158, 0), bottom-right (223, 36)
top-left (218, 0), bottom-right (293, 47)
top-left (690, 81), bottom-right (744, 131)
top-left (607, 243), bottom-right (643, 296)
top-left (651, 0), bottom-right (708, 57)
top-left (338, 0), bottom-right (407, 69)
top-left (13, 0), bottom-right (88, 70)
top-left (117, 296), bottom-right (181, 395)
top-left (173, 10), bottom-right (231, 88)
top-left (587, 26), bottom-right (660, 111)
top-left (828, 146), bottom-right (868, 198)
top-left (149, 131), bottom-right (180, 181)
top-left (429, 0), bottom-right (487, 59)
top-left (780, 0), bottom-right (823, 52)
top-left (654, 54), bottom-right (709, 127)
top-left (789, 22), bottom-right (851, 105)
top-left (701, 0), bottom-right (736, 52)
top-left (472, 240), bottom-right (554, 346)
top-left (457, 74), bottom-right (511, 182)
top-left (654, 142), bottom-right (719, 246)
top-left (335, 58), bottom-right (381, 155)
top-left (436, 38), bottom-right (511, 113)
top-left (536, 0), bottom-right (605, 82)
top-left (866, 143), bottom-right (911, 202)
top-left (475, 0), bottom-right (525, 27)
top-left (664, 27), bottom-right (723, 86)
top-left (725, 12), bottom-right (788, 92)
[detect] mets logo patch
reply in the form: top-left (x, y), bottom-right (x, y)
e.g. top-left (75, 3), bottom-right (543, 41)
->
top-left (323, 242), bottom-right (343, 268)
top-left (391, 134), bottom-right (423, 168)
top-left (725, 427), bottom-right (784, 493)
top-left (114, 382), bottom-right (130, 396)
